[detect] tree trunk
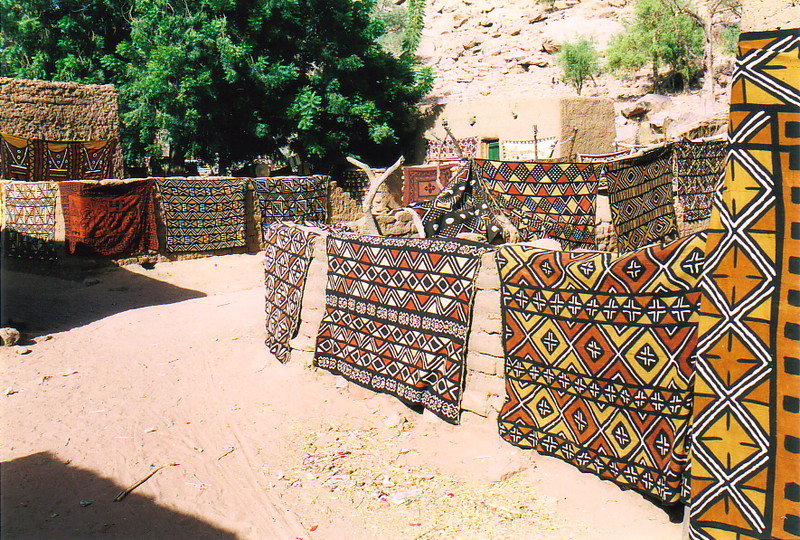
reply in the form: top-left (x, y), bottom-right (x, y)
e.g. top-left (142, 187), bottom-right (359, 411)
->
top-left (702, 17), bottom-right (715, 112)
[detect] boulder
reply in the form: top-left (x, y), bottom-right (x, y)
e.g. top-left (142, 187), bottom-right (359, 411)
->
top-left (0, 327), bottom-right (21, 347)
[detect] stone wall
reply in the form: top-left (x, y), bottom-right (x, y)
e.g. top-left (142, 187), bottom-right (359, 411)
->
top-left (0, 78), bottom-right (124, 178)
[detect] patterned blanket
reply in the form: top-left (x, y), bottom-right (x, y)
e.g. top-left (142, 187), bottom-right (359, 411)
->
top-left (410, 162), bottom-right (505, 242)
top-left (402, 163), bottom-right (458, 206)
top-left (263, 222), bottom-right (319, 363)
top-left (689, 28), bottom-right (800, 540)
top-left (335, 169), bottom-right (369, 201)
top-left (606, 146), bottom-right (677, 251)
top-left (475, 159), bottom-right (598, 250)
top-left (424, 137), bottom-right (479, 162)
top-left (0, 133), bottom-right (32, 181)
top-left (673, 139), bottom-right (726, 223)
top-left (497, 234), bottom-right (706, 503)
top-left (577, 150), bottom-right (632, 163)
top-left (499, 138), bottom-right (558, 161)
top-left (0, 133), bottom-right (116, 182)
top-left (314, 231), bottom-right (489, 424)
top-left (1, 181), bottom-right (58, 259)
top-left (157, 178), bottom-right (247, 252)
top-left (252, 175), bottom-right (328, 235)
top-left (60, 180), bottom-right (158, 256)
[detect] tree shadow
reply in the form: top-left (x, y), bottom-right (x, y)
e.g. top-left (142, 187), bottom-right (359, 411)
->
top-left (1, 452), bottom-right (236, 539)
top-left (1, 259), bottom-right (206, 337)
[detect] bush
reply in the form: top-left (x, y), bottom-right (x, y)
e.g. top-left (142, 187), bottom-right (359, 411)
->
top-left (557, 37), bottom-right (601, 95)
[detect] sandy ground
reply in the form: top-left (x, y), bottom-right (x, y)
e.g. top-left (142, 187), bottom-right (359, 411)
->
top-left (1, 253), bottom-right (684, 539)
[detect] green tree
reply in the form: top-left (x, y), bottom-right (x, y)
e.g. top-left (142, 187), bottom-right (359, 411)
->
top-left (0, 0), bottom-right (433, 172)
top-left (557, 36), bottom-right (600, 95)
top-left (606, 0), bottom-right (704, 91)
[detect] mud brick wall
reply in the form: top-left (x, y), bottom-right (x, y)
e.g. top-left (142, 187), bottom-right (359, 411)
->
top-left (0, 78), bottom-right (124, 178)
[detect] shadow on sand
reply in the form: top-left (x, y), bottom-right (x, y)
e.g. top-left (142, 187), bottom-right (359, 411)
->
top-left (1, 452), bottom-right (236, 539)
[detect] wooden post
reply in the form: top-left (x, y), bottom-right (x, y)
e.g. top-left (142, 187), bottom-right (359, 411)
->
top-left (347, 155), bottom-right (405, 235)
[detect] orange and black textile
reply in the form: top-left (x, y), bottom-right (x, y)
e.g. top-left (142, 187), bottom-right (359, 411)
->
top-left (0, 133), bottom-right (116, 182)
top-left (497, 234), bottom-right (706, 503)
top-left (688, 28), bottom-right (800, 540)
top-left (475, 159), bottom-right (599, 250)
top-left (263, 222), bottom-right (318, 364)
top-left (673, 139), bottom-right (727, 223)
top-left (252, 176), bottom-right (329, 235)
top-left (409, 163), bottom-right (505, 242)
top-left (0, 133), bottom-right (33, 181)
top-left (401, 163), bottom-right (457, 206)
top-left (59, 180), bottom-right (158, 256)
top-left (314, 230), bottom-right (490, 424)
top-left (1, 181), bottom-right (58, 259)
top-left (606, 146), bottom-right (677, 251)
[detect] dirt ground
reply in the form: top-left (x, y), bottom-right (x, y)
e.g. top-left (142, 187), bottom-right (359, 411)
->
top-left (1, 253), bottom-right (685, 539)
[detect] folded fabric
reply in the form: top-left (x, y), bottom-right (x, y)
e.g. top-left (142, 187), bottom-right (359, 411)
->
top-left (1, 180), bottom-right (58, 259)
top-left (605, 146), bottom-right (677, 251)
top-left (263, 222), bottom-right (319, 363)
top-left (314, 230), bottom-right (490, 424)
top-left (475, 159), bottom-right (598, 250)
top-left (402, 163), bottom-right (458, 206)
top-left (60, 179), bottom-right (158, 256)
top-left (497, 233), bottom-right (706, 503)
top-left (673, 139), bottom-right (726, 223)
top-left (157, 177), bottom-right (247, 252)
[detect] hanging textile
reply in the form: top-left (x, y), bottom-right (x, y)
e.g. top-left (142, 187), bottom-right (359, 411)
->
top-left (0, 133), bottom-right (116, 182)
top-left (424, 136), bottom-right (479, 162)
top-left (263, 222), bottom-right (319, 363)
top-left (1, 181), bottom-right (58, 259)
top-left (688, 28), bottom-right (800, 540)
top-left (605, 146), bottom-right (677, 251)
top-left (314, 230), bottom-right (489, 424)
top-left (401, 163), bottom-right (458, 206)
top-left (251, 175), bottom-right (328, 234)
top-left (75, 139), bottom-right (117, 180)
top-left (157, 177), bottom-right (247, 252)
top-left (59, 179), bottom-right (158, 256)
top-left (499, 138), bottom-right (558, 161)
top-left (475, 159), bottom-right (599, 250)
top-left (673, 139), bottom-right (726, 223)
top-left (497, 234), bottom-right (705, 503)
top-left (0, 133), bottom-right (32, 181)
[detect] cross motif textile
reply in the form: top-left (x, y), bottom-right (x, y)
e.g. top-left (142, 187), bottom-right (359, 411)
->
top-left (1, 181), bottom-right (58, 259)
top-left (606, 146), bottom-right (678, 251)
top-left (263, 222), bottom-right (319, 363)
top-left (314, 230), bottom-right (490, 424)
top-left (475, 159), bottom-right (599, 250)
top-left (156, 177), bottom-right (247, 252)
top-left (401, 163), bottom-right (458, 206)
top-left (409, 162), bottom-right (505, 242)
top-left (673, 139), bottom-right (726, 223)
top-left (251, 175), bottom-right (329, 235)
top-left (688, 28), bottom-right (800, 540)
top-left (496, 233), bottom-right (706, 503)
top-left (59, 179), bottom-right (158, 256)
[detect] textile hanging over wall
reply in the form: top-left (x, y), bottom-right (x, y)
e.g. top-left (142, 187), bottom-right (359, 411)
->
top-left (59, 180), bottom-right (158, 256)
top-left (673, 139), bottom-right (726, 223)
top-left (475, 159), bottom-right (599, 250)
top-left (688, 28), bottom-right (800, 540)
top-left (0, 133), bottom-right (33, 181)
top-left (252, 175), bottom-right (328, 233)
top-left (402, 163), bottom-right (458, 206)
top-left (499, 138), bottom-right (558, 161)
top-left (314, 231), bottom-right (489, 424)
top-left (157, 178), bottom-right (247, 252)
top-left (1, 181), bottom-right (58, 259)
top-left (605, 146), bottom-right (677, 251)
top-left (497, 234), bottom-right (706, 503)
top-left (335, 169), bottom-right (369, 201)
top-left (577, 150), bottom-right (633, 163)
top-left (424, 137), bottom-right (479, 162)
top-left (409, 163), bottom-right (505, 242)
top-left (263, 222), bottom-right (319, 363)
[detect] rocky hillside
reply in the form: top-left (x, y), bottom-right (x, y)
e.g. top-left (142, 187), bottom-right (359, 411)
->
top-left (415, 0), bottom-right (733, 143)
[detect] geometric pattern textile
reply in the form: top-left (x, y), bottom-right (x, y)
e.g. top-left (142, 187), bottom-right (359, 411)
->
top-left (335, 169), bottom-right (369, 201)
top-left (0, 133), bottom-right (33, 181)
top-left (156, 177), bottom-right (248, 252)
top-left (409, 162), bottom-right (505, 243)
top-left (424, 137), bottom-right (479, 162)
top-left (59, 179), bottom-right (158, 256)
top-left (499, 138), bottom-right (558, 161)
top-left (673, 139), bottom-right (727, 223)
top-left (263, 222), bottom-right (319, 364)
top-left (577, 150), bottom-right (633, 163)
top-left (606, 146), bottom-right (678, 251)
top-left (0, 133), bottom-right (116, 182)
top-left (688, 28), bottom-right (800, 540)
top-left (314, 231), bottom-right (490, 424)
top-left (1, 181), bottom-right (58, 259)
top-left (251, 175), bottom-right (329, 234)
top-left (475, 159), bottom-right (599, 250)
top-left (497, 234), bottom-right (706, 503)
top-left (402, 163), bottom-right (458, 206)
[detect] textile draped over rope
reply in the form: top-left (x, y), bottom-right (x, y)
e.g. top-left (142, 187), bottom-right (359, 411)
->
top-left (401, 163), bottom-right (458, 206)
top-left (1, 180), bottom-right (58, 259)
top-left (251, 175), bottom-right (329, 235)
top-left (0, 132), bottom-right (116, 182)
top-left (424, 136), bottom-right (479, 162)
top-left (499, 138), bottom-right (558, 161)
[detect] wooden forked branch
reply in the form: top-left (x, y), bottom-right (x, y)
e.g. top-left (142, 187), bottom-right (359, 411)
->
top-left (441, 120), bottom-right (465, 159)
top-left (347, 155), bottom-right (405, 235)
